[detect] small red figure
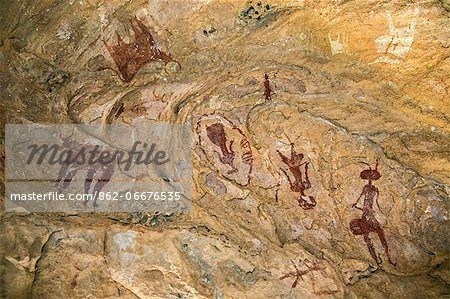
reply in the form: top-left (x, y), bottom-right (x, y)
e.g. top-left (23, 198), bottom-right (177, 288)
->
top-left (278, 143), bottom-right (316, 210)
top-left (240, 139), bottom-right (253, 164)
top-left (280, 260), bottom-right (324, 288)
top-left (263, 73), bottom-right (274, 101)
top-left (350, 159), bottom-right (396, 266)
top-left (113, 102), bottom-right (147, 120)
top-left (114, 103), bottom-right (125, 119)
top-left (128, 102), bottom-right (147, 115)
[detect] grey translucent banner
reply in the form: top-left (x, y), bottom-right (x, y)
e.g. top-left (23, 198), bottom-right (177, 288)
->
top-left (5, 124), bottom-right (192, 212)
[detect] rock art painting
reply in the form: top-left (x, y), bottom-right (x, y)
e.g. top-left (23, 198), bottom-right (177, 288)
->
top-left (112, 101), bottom-right (148, 122)
top-left (263, 73), bottom-right (274, 101)
top-left (328, 33), bottom-right (348, 56)
top-left (277, 143), bottom-right (316, 210)
top-left (103, 16), bottom-right (178, 82)
top-left (53, 132), bottom-right (115, 208)
top-left (196, 114), bottom-right (253, 185)
top-left (280, 260), bottom-right (324, 288)
top-left (2, 1), bottom-right (449, 298)
top-left (371, 7), bottom-right (420, 64)
top-left (350, 159), bottom-right (396, 266)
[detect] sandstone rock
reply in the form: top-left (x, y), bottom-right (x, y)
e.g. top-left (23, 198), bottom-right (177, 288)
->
top-left (1, 0), bottom-right (449, 297)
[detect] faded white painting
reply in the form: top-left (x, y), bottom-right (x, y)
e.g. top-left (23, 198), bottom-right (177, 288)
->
top-left (329, 33), bottom-right (348, 56)
top-left (371, 7), bottom-right (420, 64)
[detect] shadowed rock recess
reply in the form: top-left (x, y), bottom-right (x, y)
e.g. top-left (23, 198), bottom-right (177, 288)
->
top-left (0, 0), bottom-right (449, 298)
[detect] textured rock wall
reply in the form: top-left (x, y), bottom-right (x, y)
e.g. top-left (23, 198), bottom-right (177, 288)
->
top-left (0, 0), bottom-right (449, 298)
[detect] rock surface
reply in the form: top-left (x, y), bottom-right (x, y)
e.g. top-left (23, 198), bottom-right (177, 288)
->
top-left (0, 0), bottom-right (449, 298)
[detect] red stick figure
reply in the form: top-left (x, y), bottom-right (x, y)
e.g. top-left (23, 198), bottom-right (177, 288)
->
top-left (349, 159), bottom-right (396, 266)
top-left (277, 143), bottom-right (316, 210)
top-left (280, 260), bottom-right (324, 288)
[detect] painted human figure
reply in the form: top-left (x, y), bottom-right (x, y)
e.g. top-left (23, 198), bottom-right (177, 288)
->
top-left (277, 143), bottom-right (316, 210)
top-left (263, 73), bottom-right (274, 101)
top-left (280, 260), bottom-right (324, 288)
top-left (206, 123), bottom-right (237, 174)
top-left (350, 159), bottom-right (396, 266)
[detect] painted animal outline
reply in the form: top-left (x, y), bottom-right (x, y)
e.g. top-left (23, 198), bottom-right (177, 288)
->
top-left (54, 131), bottom-right (115, 208)
top-left (349, 159), bottom-right (396, 266)
top-left (277, 143), bottom-right (316, 210)
top-left (102, 16), bottom-right (179, 82)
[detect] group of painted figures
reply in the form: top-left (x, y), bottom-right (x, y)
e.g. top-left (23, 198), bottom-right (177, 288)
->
top-left (98, 15), bottom-right (395, 269)
top-left (196, 113), bottom-right (395, 267)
